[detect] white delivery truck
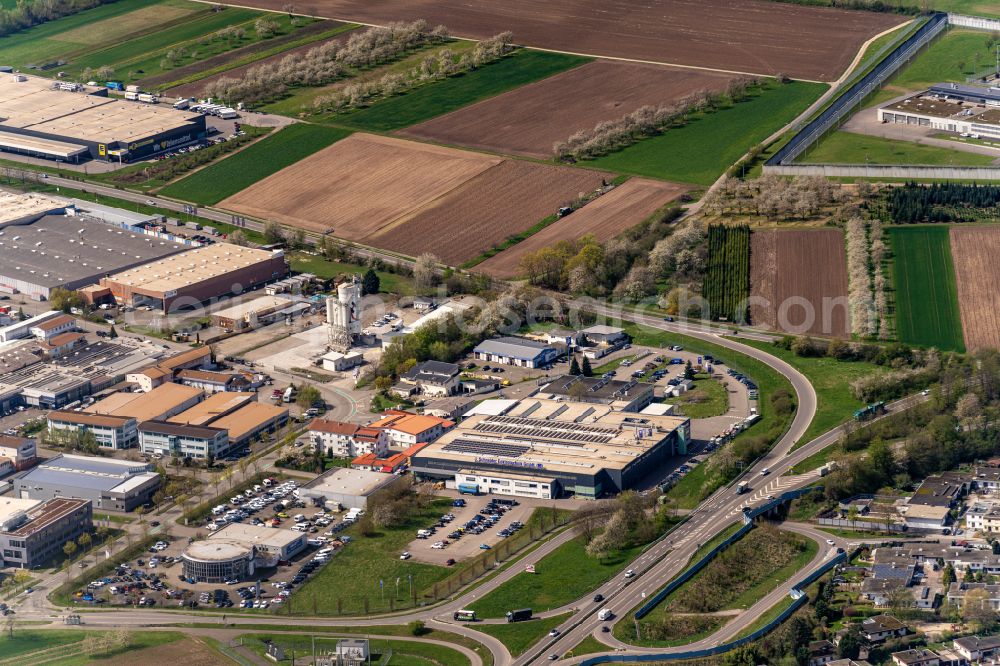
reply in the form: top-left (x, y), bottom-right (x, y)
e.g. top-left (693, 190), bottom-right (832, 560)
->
top-left (597, 609), bottom-right (614, 621)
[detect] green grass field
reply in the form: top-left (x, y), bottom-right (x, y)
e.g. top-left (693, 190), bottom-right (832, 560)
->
top-left (0, 0), bottom-right (198, 66)
top-left (586, 80), bottom-right (825, 185)
top-left (0, 629), bottom-right (184, 665)
top-left (472, 613), bottom-right (570, 657)
top-left (733, 339), bottom-right (884, 447)
top-left (285, 498), bottom-right (485, 615)
top-left (160, 123), bottom-right (350, 205)
top-left (888, 226), bottom-right (965, 351)
top-left (65, 8), bottom-right (280, 81)
top-left (331, 50), bottom-right (590, 132)
top-left (673, 376), bottom-right (729, 419)
top-left (891, 29), bottom-right (1000, 91)
top-left (802, 131), bottom-right (997, 166)
top-left (287, 252), bottom-right (414, 295)
top-left (468, 535), bottom-right (644, 618)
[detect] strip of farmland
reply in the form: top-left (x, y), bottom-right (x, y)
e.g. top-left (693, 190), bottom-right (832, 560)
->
top-left (749, 229), bottom-right (849, 338)
top-left (950, 227), bottom-right (1000, 353)
top-left (400, 61), bottom-right (736, 159)
top-left (369, 160), bottom-right (612, 266)
top-left (226, 0), bottom-right (899, 81)
top-left (887, 226), bottom-right (964, 352)
top-left (217, 133), bottom-right (505, 237)
top-left (476, 178), bottom-right (687, 279)
top-left (160, 123), bottom-right (351, 205)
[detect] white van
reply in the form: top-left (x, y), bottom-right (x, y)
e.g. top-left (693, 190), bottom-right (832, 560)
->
top-left (293, 514), bottom-right (306, 522)
top-left (416, 529), bottom-right (432, 539)
top-left (597, 609), bottom-right (614, 621)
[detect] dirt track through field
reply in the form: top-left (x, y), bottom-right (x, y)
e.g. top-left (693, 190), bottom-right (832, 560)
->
top-left (228, 0), bottom-right (899, 81)
top-left (477, 178), bottom-right (686, 278)
top-left (400, 61), bottom-right (736, 159)
top-left (750, 228), bottom-right (849, 337)
top-left (370, 159), bottom-right (611, 265)
top-left (950, 227), bottom-right (1000, 352)
top-left (219, 133), bottom-right (503, 237)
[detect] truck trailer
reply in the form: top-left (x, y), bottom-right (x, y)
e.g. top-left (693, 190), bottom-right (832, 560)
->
top-left (505, 608), bottom-right (532, 623)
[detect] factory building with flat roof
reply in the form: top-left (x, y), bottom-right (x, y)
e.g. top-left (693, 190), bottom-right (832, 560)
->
top-left (0, 496), bottom-right (92, 567)
top-left (0, 203), bottom-right (188, 300)
top-left (86, 382), bottom-right (204, 423)
top-left (95, 244), bottom-right (288, 312)
top-left (411, 398), bottom-right (691, 499)
top-left (14, 454), bottom-right (159, 512)
top-left (0, 73), bottom-right (206, 162)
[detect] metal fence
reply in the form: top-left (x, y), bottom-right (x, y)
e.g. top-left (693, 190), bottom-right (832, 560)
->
top-left (765, 12), bottom-right (948, 167)
top-left (766, 163), bottom-right (1000, 180)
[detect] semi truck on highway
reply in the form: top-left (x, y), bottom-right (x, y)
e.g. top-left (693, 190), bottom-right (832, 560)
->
top-left (506, 608), bottom-right (532, 623)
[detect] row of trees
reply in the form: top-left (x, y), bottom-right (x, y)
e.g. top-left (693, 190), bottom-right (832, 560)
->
top-left (879, 182), bottom-right (1000, 224)
top-left (845, 217), bottom-right (888, 339)
top-left (821, 349), bottom-right (1000, 500)
top-left (0, 0), bottom-right (113, 38)
top-left (519, 207), bottom-right (687, 300)
top-left (702, 174), bottom-right (842, 220)
top-left (553, 78), bottom-right (758, 162)
top-left (313, 32), bottom-right (513, 114)
top-left (203, 20), bottom-right (447, 105)
top-left (702, 224), bottom-right (750, 323)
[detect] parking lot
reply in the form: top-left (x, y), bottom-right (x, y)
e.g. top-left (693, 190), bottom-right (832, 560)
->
top-left (73, 479), bottom-right (355, 612)
top-left (404, 496), bottom-right (534, 566)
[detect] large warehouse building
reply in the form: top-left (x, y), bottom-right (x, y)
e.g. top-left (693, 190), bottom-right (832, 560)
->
top-left (90, 244), bottom-right (289, 312)
top-left (411, 398), bottom-right (690, 499)
top-left (0, 194), bottom-right (188, 299)
top-left (0, 73), bottom-right (206, 162)
top-left (14, 454), bottom-right (160, 512)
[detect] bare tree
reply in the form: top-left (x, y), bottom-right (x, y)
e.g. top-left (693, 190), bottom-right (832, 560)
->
top-left (413, 253), bottom-right (439, 293)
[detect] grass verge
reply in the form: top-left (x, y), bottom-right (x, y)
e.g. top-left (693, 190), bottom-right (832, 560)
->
top-left (472, 613), bottom-right (570, 657)
top-left (731, 338), bottom-right (884, 447)
top-left (799, 131), bottom-right (996, 167)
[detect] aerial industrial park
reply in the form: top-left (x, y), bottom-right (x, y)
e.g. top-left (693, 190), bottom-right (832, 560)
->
top-left (2, 2), bottom-right (1000, 666)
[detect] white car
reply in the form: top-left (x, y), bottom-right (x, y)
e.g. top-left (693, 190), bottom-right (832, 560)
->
top-left (431, 542), bottom-right (445, 549)
top-left (826, 539), bottom-right (836, 546)
top-left (400, 551), bottom-right (411, 560)
top-left (624, 569), bottom-right (636, 579)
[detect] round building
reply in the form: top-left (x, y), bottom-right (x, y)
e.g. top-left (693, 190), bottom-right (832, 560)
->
top-left (181, 539), bottom-right (255, 583)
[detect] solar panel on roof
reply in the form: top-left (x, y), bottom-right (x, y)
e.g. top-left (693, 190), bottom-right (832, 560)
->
top-left (442, 439), bottom-right (529, 458)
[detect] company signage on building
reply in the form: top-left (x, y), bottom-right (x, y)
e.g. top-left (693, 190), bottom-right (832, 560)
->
top-left (475, 456), bottom-right (545, 470)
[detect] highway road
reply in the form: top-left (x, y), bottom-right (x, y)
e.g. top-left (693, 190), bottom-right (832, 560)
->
top-left (8, 310), bottom-right (928, 666)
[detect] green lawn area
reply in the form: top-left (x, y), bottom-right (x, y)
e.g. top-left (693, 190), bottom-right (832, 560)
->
top-left (472, 613), bottom-right (570, 657)
top-left (567, 634), bottom-right (611, 658)
top-left (0, 0), bottom-right (198, 66)
top-left (468, 535), bottom-right (645, 618)
top-left (288, 252), bottom-right (414, 295)
top-left (733, 339), bottom-right (884, 447)
top-left (891, 29), bottom-right (999, 92)
top-left (0, 629), bottom-right (183, 665)
top-left (587, 80), bottom-right (826, 185)
top-left (65, 8), bottom-right (296, 82)
top-left (159, 123), bottom-right (351, 205)
top-left (801, 131), bottom-right (997, 166)
top-left (888, 226), bottom-right (965, 351)
top-left (239, 634), bottom-right (468, 666)
top-left (672, 376), bottom-right (728, 419)
top-left (930, 0), bottom-right (1000, 17)
top-left (330, 50), bottom-right (589, 132)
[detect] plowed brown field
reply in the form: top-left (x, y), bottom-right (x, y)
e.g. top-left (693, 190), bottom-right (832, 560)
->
top-left (950, 227), bottom-right (1000, 352)
top-left (750, 229), bottom-right (849, 337)
top-left (477, 178), bottom-right (686, 278)
top-left (370, 160), bottom-right (611, 265)
top-left (400, 61), bottom-right (735, 159)
top-left (230, 0), bottom-right (900, 81)
top-left (219, 133), bottom-right (503, 238)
